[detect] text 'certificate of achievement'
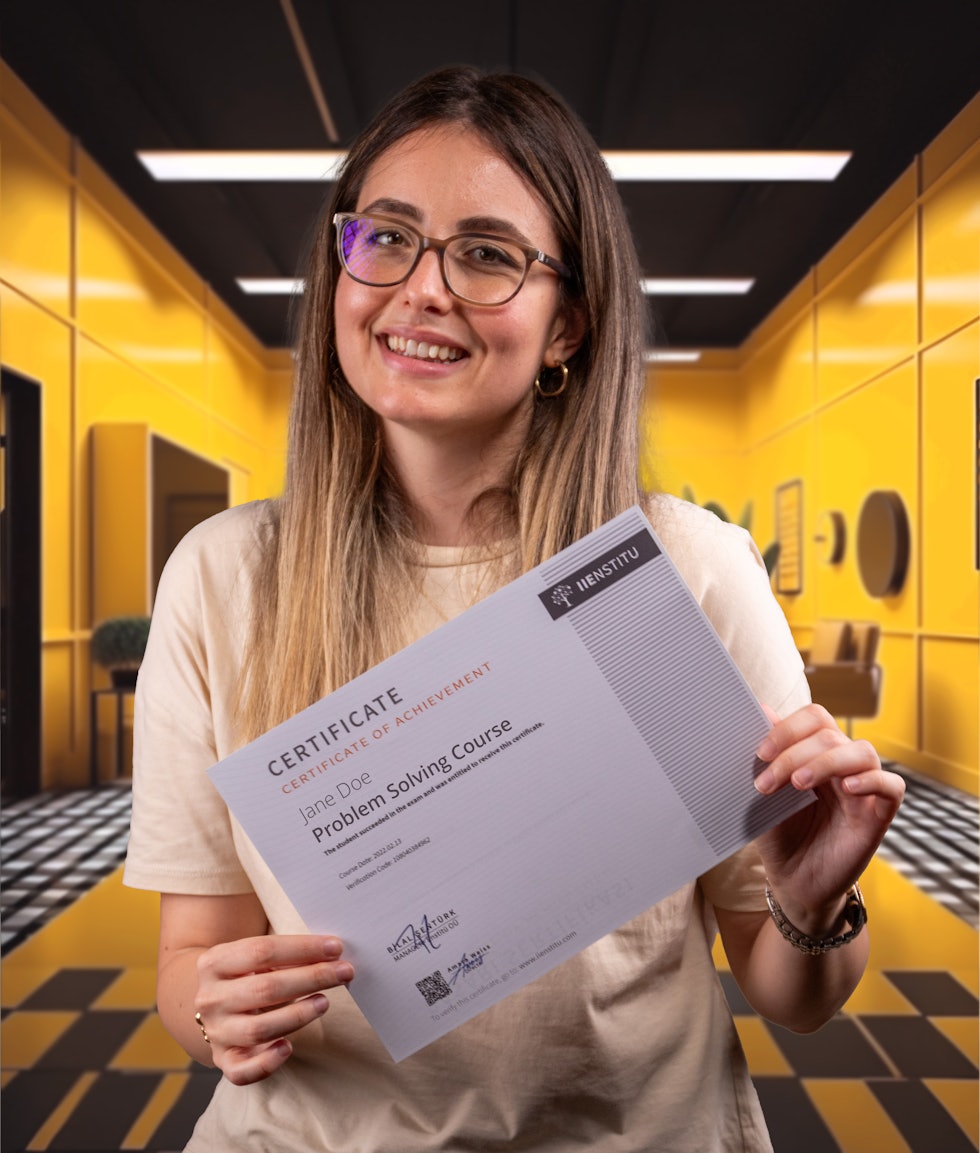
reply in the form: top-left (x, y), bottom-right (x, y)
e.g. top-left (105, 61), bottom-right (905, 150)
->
top-left (208, 507), bottom-right (813, 1061)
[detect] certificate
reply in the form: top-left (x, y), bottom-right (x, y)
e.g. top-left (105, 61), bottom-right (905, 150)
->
top-left (208, 507), bottom-right (813, 1060)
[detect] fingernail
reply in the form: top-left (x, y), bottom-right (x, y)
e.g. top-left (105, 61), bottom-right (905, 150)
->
top-left (792, 768), bottom-right (814, 789)
top-left (754, 768), bottom-right (775, 794)
top-left (322, 937), bottom-right (342, 957)
top-left (334, 962), bottom-right (354, 983)
top-left (756, 736), bottom-right (777, 761)
top-left (311, 993), bottom-right (329, 1013)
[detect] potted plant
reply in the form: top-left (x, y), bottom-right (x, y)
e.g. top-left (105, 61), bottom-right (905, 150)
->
top-left (91, 616), bottom-right (151, 687)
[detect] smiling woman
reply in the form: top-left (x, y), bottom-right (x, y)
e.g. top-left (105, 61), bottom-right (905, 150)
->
top-left (123, 64), bottom-right (904, 1153)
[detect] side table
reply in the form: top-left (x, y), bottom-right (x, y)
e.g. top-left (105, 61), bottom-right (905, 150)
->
top-left (89, 685), bottom-right (136, 787)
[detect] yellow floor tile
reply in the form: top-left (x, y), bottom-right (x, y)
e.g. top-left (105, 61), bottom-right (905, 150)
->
top-left (804, 1079), bottom-right (912, 1153)
top-left (109, 1012), bottom-right (192, 1070)
top-left (0, 1012), bottom-right (77, 1068)
top-left (733, 1016), bottom-right (793, 1075)
top-left (925, 1080), bottom-right (980, 1147)
top-left (121, 1073), bottom-right (191, 1149)
top-left (842, 969), bottom-right (917, 1015)
top-left (2, 868), bottom-right (159, 972)
top-left (863, 857), bottom-right (979, 972)
top-left (0, 964), bottom-right (59, 1008)
top-left (931, 1017), bottom-right (980, 1066)
top-left (93, 967), bottom-right (159, 1009)
top-left (26, 1070), bottom-right (98, 1149)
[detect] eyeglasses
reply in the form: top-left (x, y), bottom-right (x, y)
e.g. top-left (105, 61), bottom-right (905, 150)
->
top-left (334, 212), bottom-right (571, 306)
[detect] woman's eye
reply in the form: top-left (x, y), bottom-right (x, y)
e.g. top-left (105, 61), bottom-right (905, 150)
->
top-left (370, 228), bottom-right (407, 248)
top-left (463, 242), bottom-right (521, 269)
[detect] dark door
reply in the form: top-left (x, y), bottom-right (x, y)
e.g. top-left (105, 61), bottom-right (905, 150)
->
top-left (1, 368), bottom-right (42, 799)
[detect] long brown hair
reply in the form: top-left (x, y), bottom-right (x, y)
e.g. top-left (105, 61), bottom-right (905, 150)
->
top-left (240, 66), bottom-right (646, 739)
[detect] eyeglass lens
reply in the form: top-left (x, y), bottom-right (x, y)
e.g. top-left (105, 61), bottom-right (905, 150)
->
top-left (338, 216), bottom-right (529, 305)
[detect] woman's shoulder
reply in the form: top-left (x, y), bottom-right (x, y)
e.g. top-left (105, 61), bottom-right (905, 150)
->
top-left (156, 499), bottom-right (278, 604)
top-left (642, 492), bottom-right (765, 596)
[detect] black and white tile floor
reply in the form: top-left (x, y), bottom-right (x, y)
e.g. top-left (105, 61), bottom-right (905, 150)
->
top-left (3, 765), bottom-right (976, 955)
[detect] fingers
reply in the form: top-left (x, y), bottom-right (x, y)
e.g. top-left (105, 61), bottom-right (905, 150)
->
top-left (753, 703), bottom-right (902, 803)
top-left (194, 934), bottom-right (354, 1083)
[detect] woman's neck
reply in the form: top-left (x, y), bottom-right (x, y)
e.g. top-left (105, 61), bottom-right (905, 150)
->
top-left (383, 422), bottom-right (522, 547)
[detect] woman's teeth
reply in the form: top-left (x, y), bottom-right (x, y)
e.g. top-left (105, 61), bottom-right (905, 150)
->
top-left (386, 335), bottom-right (462, 362)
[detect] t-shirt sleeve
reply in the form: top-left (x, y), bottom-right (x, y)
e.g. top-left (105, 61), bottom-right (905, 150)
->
top-left (649, 498), bottom-right (811, 913)
top-left (123, 514), bottom-right (255, 896)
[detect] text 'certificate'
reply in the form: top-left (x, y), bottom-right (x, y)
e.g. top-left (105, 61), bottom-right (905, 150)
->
top-left (208, 507), bottom-right (812, 1060)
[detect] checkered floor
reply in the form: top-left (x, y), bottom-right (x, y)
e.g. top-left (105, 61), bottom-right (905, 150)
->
top-left (1, 784), bottom-right (133, 955)
top-left (1, 767), bottom-right (977, 1152)
top-left (877, 770), bottom-right (979, 929)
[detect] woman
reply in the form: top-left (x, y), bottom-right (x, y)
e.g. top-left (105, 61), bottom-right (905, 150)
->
top-left (125, 66), bottom-right (904, 1151)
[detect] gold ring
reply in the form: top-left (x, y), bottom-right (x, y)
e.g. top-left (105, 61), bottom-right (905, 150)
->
top-left (194, 1010), bottom-right (211, 1045)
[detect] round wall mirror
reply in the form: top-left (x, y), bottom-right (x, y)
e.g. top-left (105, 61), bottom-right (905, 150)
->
top-left (857, 490), bottom-right (910, 597)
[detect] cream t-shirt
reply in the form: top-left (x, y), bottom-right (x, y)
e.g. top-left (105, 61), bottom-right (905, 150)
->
top-left (125, 495), bottom-right (809, 1152)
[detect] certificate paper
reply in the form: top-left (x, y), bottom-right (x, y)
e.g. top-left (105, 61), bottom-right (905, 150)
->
top-left (208, 507), bottom-right (813, 1060)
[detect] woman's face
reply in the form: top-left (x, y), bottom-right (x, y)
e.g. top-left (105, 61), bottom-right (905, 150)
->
top-left (334, 124), bottom-right (581, 455)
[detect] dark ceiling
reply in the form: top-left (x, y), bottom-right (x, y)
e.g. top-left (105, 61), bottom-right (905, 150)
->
top-left (3, 1), bottom-right (979, 351)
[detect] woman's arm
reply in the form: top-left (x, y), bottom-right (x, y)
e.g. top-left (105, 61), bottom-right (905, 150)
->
top-left (716, 702), bottom-right (904, 1033)
top-left (158, 892), bottom-right (354, 1085)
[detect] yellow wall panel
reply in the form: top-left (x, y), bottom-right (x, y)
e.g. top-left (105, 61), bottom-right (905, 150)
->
top-left (76, 198), bottom-right (206, 401)
top-left (2, 70), bottom-right (288, 788)
top-left (0, 289), bottom-right (74, 633)
top-left (921, 146), bottom-right (980, 344)
top-left (207, 322), bottom-right (266, 438)
top-left (921, 638), bottom-right (979, 793)
top-left (90, 423), bottom-right (150, 621)
top-left (815, 215), bottom-right (917, 404)
top-left (858, 633), bottom-right (919, 756)
top-left (813, 363), bottom-right (918, 629)
top-left (743, 313), bottom-right (813, 445)
top-left (641, 368), bottom-right (744, 502)
top-left (921, 325), bottom-right (980, 635)
top-left (0, 117), bottom-right (71, 317)
top-left (40, 642), bottom-right (77, 789)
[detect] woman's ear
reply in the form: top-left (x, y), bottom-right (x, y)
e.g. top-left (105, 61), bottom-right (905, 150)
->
top-left (545, 301), bottom-right (587, 366)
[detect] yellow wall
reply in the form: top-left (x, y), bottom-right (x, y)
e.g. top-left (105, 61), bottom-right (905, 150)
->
top-left (646, 94), bottom-right (980, 795)
top-left (3, 61), bottom-right (977, 796)
top-left (0, 63), bottom-right (291, 788)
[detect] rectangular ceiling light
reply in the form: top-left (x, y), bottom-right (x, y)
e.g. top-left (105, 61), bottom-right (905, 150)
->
top-left (140, 151), bottom-right (347, 180)
top-left (644, 350), bottom-right (702, 363)
top-left (641, 278), bottom-right (754, 295)
top-left (237, 277), bottom-right (305, 294)
top-left (604, 151), bottom-right (851, 181)
top-left (138, 150), bottom-right (850, 182)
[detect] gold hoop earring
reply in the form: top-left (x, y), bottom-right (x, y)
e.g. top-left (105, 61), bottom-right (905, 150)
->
top-left (534, 361), bottom-right (568, 398)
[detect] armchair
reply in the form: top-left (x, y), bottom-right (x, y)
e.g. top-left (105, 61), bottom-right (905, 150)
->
top-left (803, 621), bottom-right (882, 737)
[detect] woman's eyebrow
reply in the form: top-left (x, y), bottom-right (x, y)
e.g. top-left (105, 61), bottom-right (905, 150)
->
top-left (359, 197), bottom-right (423, 221)
top-left (457, 215), bottom-right (531, 244)
top-left (358, 200), bottom-right (532, 245)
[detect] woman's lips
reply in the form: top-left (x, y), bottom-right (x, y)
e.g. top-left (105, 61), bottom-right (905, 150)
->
top-left (385, 334), bottom-right (465, 362)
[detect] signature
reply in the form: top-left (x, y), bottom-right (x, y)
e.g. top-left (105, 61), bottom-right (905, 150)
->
top-left (390, 915), bottom-right (440, 955)
top-left (448, 951), bottom-right (486, 986)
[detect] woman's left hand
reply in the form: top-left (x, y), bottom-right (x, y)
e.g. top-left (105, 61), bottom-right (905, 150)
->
top-left (751, 703), bottom-right (905, 927)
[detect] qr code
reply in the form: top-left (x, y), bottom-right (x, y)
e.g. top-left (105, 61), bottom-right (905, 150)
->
top-left (416, 970), bottom-right (452, 1006)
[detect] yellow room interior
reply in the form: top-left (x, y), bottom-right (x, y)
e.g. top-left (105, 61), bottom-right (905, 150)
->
top-left (1, 57), bottom-right (978, 1153)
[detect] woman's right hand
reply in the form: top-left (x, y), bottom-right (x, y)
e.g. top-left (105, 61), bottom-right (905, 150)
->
top-left (193, 933), bottom-right (354, 1085)
top-left (156, 892), bottom-right (354, 1086)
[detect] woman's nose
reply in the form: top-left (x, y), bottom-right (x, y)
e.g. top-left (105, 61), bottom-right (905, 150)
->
top-left (401, 248), bottom-right (453, 309)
